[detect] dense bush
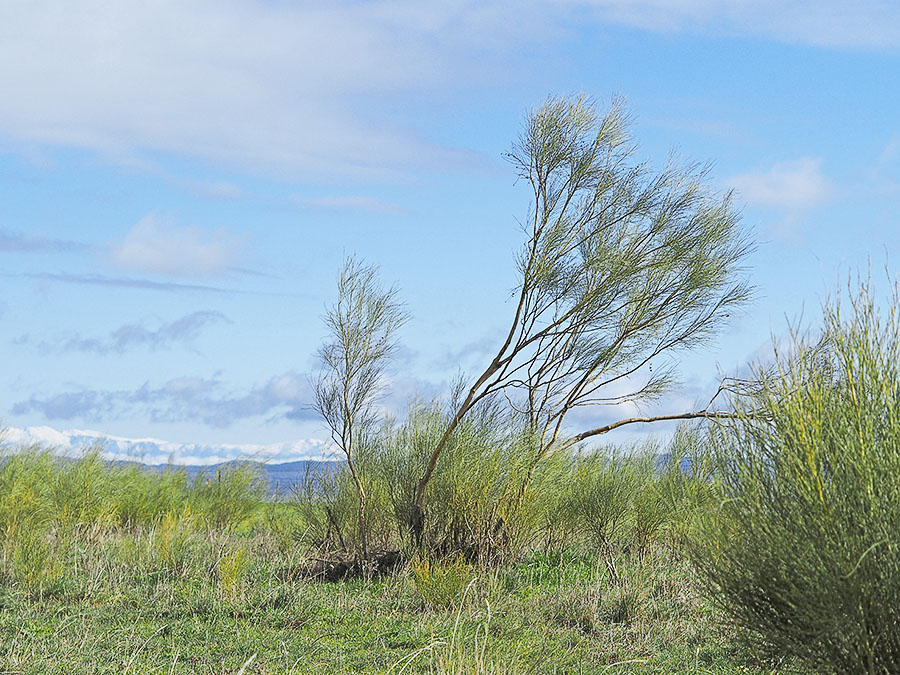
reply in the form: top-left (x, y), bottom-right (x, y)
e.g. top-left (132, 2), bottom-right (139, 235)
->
top-left (694, 276), bottom-right (900, 673)
top-left (294, 394), bottom-right (712, 567)
top-left (0, 447), bottom-right (264, 535)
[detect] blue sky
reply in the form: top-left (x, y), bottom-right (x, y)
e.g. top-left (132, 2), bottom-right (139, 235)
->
top-left (1, 0), bottom-right (899, 458)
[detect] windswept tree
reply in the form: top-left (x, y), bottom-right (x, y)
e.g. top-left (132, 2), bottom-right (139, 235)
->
top-left (314, 256), bottom-right (409, 561)
top-left (410, 94), bottom-right (753, 541)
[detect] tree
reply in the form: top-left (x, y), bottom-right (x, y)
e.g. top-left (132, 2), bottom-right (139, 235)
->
top-left (409, 94), bottom-right (753, 542)
top-left (314, 256), bottom-right (409, 561)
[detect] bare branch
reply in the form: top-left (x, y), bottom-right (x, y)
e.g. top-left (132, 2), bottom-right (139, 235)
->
top-left (565, 410), bottom-right (740, 447)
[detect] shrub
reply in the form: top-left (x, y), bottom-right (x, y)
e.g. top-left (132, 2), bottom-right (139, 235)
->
top-left (7, 526), bottom-right (64, 594)
top-left (218, 545), bottom-right (250, 600)
top-left (562, 451), bottom-right (640, 558)
top-left (152, 505), bottom-right (200, 575)
top-left (191, 463), bottom-right (266, 530)
top-left (410, 553), bottom-right (476, 609)
top-left (694, 274), bottom-right (900, 673)
top-left (115, 463), bottom-right (191, 527)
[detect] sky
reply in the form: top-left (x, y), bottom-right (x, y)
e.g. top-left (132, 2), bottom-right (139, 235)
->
top-left (1, 0), bottom-right (899, 460)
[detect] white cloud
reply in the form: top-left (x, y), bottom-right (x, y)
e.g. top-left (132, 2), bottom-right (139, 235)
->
top-left (1, 425), bottom-right (333, 465)
top-left (729, 158), bottom-right (832, 211)
top-left (111, 215), bottom-right (243, 277)
top-left (566, 0), bottom-right (900, 48)
top-left (0, 1), bottom-right (896, 181)
top-left (0, 0), bottom-right (527, 178)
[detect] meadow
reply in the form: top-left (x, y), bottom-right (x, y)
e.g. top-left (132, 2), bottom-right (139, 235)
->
top-left (0, 440), bottom-right (783, 674)
top-left (7, 279), bottom-right (900, 674)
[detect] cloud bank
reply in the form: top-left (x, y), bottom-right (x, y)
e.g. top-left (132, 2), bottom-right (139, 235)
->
top-left (12, 371), bottom-right (317, 428)
top-left (20, 311), bottom-right (231, 355)
top-left (730, 157), bottom-right (833, 211)
top-left (1, 1), bottom-right (896, 180)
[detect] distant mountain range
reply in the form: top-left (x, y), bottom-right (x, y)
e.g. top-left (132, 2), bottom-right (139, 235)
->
top-left (2, 425), bottom-right (335, 464)
top-left (1, 425), bottom-right (341, 496)
top-left (127, 458), bottom-right (341, 498)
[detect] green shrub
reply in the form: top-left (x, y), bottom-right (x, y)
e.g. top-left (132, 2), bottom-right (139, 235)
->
top-left (152, 505), bottom-right (200, 575)
top-left (410, 553), bottom-right (477, 608)
top-left (294, 397), bottom-right (565, 561)
top-left (0, 447), bottom-right (55, 538)
top-left (7, 526), bottom-right (64, 594)
top-left (51, 449), bottom-right (116, 530)
top-left (114, 463), bottom-right (191, 527)
top-left (563, 451), bottom-right (639, 550)
top-left (191, 463), bottom-right (266, 530)
top-left (694, 275), bottom-right (900, 673)
top-left (218, 544), bottom-right (250, 600)
top-left (654, 424), bottom-right (717, 549)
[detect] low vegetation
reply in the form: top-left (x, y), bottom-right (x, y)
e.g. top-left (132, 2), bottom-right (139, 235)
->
top-left (0, 435), bottom-right (782, 674)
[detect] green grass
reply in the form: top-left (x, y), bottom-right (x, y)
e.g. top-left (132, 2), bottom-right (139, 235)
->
top-left (0, 514), bottom-right (794, 674)
top-left (0, 443), bottom-right (802, 673)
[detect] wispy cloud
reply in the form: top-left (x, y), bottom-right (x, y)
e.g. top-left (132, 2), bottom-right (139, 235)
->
top-left (301, 195), bottom-right (407, 214)
top-left (111, 215), bottom-right (245, 278)
top-left (566, 0), bottom-right (900, 49)
top-left (13, 271), bottom-right (303, 298)
top-left (0, 1), bottom-right (896, 183)
top-left (433, 335), bottom-right (499, 371)
top-left (729, 158), bottom-right (833, 211)
top-left (18, 272), bottom-right (238, 294)
top-left (0, 1), bottom-right (518, 179)
top-left (19, 311), bottom-right (231, 355)
top-left (0, 229), bottom-right (88, 253)
top-left (12, 371), bottom-right (317, 428)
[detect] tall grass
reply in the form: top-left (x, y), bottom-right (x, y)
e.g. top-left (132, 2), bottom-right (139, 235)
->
top-left (0, 432), bottom-right (772, 672)
top-left (0, 446), bottom-right (265, 537)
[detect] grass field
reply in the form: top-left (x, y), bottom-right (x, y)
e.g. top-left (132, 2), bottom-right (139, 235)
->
top-left (0, 528), bottom-right (786, 673)
top-left (0, 448), bottom-right (798, 674)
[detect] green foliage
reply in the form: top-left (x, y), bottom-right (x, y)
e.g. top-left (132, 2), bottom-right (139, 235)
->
top-left (296, 397), bottom-right (578, 561)
top-left (410, 553), bottom-right (477, 609)
top-left (0, 449), bottom-right (265, 541)
top-left (0, 441), bottom-right (775, 673)
top-left (218, 544), bottom-right (250, 600)
top-left (654, 425), bottom-right (718, 549)
top-left (192, 464), bottom-right (267, 530)
top-left (6, 526), bottom-right (64, 594)
top-left (114, 463), bottom-right (191, 527)
top-left (406, 94), bottom-right (754, 538)
top-left (314, 255), bottom-right (409, 560)
top-left (295, 398), bottom-right (718, 570)
top-left (0, 447), bottom-right (56, 539)
top-left (153, 505), bottom-right (200, 575)
top-left (563, 449), bottom-right (642, 551)
top-left (50, 449), bottom-right (117, 530)
top-left (694, 274), bottom-right (900, 673)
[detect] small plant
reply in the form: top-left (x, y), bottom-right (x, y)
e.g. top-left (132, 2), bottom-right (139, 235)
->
top-left (410, 554), bottom-right (477, 609)
top-left (153, 505), bottom-right (200, 575)
top-left (7, 525), bottom-right (64, 594)
top-left (545, 585), bottom-right (604, 633)
top-left (218, 545), bottom-right (250, 600)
